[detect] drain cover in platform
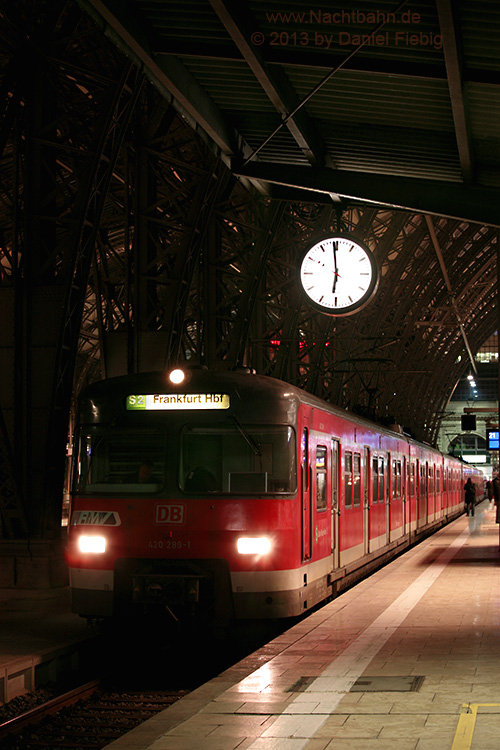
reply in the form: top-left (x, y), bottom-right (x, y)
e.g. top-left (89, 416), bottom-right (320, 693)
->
top-left (287, 675), bottom-right (425, 693)
top-left (351, 675), bottom-right (425, 692)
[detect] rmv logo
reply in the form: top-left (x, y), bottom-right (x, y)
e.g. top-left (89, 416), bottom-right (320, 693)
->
top-left (72, 510), bottom-right (121, 526)
top-left (155, 504), bottom-right (185, 525)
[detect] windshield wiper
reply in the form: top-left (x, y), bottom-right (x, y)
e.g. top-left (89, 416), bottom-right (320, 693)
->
top-left (231, 415), bottom-right (262, 457)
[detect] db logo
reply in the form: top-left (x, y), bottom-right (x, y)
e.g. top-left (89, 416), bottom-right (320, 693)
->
top-left (155, 504), bottom-right (185, 525)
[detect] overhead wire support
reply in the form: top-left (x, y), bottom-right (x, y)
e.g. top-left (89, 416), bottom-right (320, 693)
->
top-left (425, 214), bottom-right (478, 376)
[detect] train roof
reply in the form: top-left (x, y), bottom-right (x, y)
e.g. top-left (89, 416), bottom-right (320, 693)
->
top-left (79, 367), bottom-right (444, 453)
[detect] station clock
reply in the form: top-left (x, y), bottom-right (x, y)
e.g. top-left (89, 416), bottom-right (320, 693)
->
top-left (298, 234), bottom-right (379, 316)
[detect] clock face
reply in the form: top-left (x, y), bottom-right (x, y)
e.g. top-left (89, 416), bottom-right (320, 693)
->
top-left (299, 234), bottom-right (379, 315)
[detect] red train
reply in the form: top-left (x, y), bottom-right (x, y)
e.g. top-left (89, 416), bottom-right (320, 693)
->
top-left (66, 367), bottom-right (483, 627)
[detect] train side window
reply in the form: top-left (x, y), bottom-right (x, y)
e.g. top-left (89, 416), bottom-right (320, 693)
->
top-left (392, 459), bottom-right (401, 500)
top-left (372, 457), bottom-right (379, 503)
top-left (420, 464), bottom-right (426, 494)
top-left (316, 445), bottom-right (327, 511)
top-left (353, 453), bottom-right (361, 507)
top-left (378, 457), bottom-right (384, 502)
top-left (345, 451), bottom-right (353, 509)
top-left (410, 463), bottom-right (415, 497)
top-left (302, 429), bottom-right (309, 492)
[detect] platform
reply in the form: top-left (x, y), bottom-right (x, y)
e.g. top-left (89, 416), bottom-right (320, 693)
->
top-left (0, 585), bottom-right (97, 704)
top-left (101, 499), bottom-right (500, 750)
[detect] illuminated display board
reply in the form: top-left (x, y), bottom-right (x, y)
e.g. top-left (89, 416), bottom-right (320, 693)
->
top-left (126, 393), bottom-right (230, 411)
top-left (487, 429), bottom-right (499, 450)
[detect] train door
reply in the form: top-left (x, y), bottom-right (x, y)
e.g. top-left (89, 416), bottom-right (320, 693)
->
top-left (301, 425), bottom-right (312, 561)
top-left (386, 451), bottom-right (391, 543)
top-left (403, 457), bottom-right (408, 535)
top-left (363, 447), bottom-right (370, 556)
top-left (428, 463), bottom-right (435, 521)
top-left (416, 458), bottom-right (420, 527)
top-left (331, 438), bottom-right (340, 568)
top-left (424, 461), bottom-right (429, 524)
top-left (417, 460), bottom-right (428, 528)
top-left (409, 460), bottom-right (416, 531)
top-left (369, 454), bottom-right (385, 553)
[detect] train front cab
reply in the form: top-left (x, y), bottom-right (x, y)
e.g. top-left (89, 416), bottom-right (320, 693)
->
top-left (68, 370), bottom-right (313, 626)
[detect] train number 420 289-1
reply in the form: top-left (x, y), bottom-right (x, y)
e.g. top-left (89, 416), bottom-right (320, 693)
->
top-left (148, 540), bottom-right (191, 550)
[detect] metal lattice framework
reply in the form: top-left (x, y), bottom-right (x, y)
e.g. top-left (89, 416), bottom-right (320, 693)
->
top-left (76, 145), bottom-right (498, 449)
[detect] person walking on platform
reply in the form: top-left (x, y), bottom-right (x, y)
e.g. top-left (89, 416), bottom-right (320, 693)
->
top-left (464, 478), bottom-right (476, 517)
top-left (486, 479), bottom-right (494, 507)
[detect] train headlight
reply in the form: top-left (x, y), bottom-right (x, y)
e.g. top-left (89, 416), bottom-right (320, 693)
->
top-left (169, 368), bottom-right (185, 384)
top-left (78, 535), bottom-right (106, 554)
top-left (237, 537), bottom-right (272, 555)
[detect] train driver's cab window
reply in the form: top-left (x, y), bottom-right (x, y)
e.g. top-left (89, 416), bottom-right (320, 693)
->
top-left (344, 451), bottom-right (353, 509)
top-left (316, 445), bottom-right (327, 511)
top-left (180, 425), bottom-right (296, 494)
top-left (75, 429), bottom-right (165, 494)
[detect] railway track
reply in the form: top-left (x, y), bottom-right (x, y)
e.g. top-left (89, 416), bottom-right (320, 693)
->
top-left (0, 679), bottom-right (189, 750)
top-left (0, 605), bottom-right (284, 749)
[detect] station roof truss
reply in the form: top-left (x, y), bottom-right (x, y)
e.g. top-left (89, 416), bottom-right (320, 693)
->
top-left (1, 0), bottom-right (500, 454)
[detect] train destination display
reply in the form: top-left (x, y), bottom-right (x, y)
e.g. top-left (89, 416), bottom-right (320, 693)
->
top-left (126, 393), bottom-right (230, 410)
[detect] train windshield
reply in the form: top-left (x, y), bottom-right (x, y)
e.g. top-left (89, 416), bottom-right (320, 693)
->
top-left (75, 428), bottom-right (165, 494)
top-left (180, 425), bottom-right (296, 494)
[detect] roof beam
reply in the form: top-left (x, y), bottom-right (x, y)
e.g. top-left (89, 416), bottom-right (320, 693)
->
top-left (232, 160), bottom-right (500, 227)
top-left (77, 0), bottom-right (240, 158)
top-left (436, 0), bottom-right (474, 182)
top-left (155, 44), bottom-right (500, 88)
top-left (207, 0), bottom-right (325, 165)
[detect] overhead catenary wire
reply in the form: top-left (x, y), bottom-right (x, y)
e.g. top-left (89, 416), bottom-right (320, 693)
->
top-left (242, 0), bottom-right (411, 166)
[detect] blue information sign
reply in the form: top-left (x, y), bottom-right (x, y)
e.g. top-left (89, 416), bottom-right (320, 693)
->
top-left (487, 429), bottom-right (499, 450)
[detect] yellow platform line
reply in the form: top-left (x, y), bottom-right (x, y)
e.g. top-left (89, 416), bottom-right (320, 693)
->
top-left (452, 703), bottom-right (500, 750)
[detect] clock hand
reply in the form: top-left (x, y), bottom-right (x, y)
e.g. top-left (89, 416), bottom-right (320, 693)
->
top-left (332, 241), bottom-right (339, 293)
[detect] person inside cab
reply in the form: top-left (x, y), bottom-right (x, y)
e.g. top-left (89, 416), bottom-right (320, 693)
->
top-left (138, 460), bottom-right (153, 483)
